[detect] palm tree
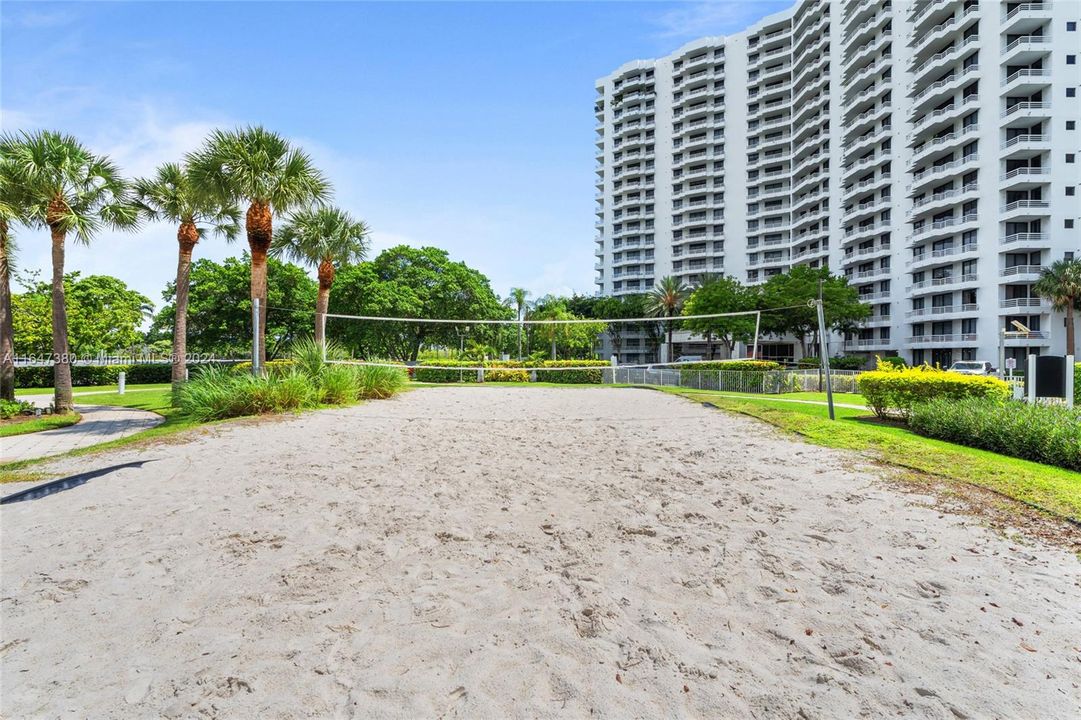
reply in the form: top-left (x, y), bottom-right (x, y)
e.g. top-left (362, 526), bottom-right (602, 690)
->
top-left (186, 126), bottom-right (331, 368)
top-left (1033, 259), bottom-right (1081, 357)
top-left (0, 151), bottom-right (23, 401)
top-left (0, 131), bottom-right (138, 412)
top-left (134, 162), bottom-right (240, 389)
top-left (505, 287), bottom-right (531, 360)
top-left (647, 275), bottom-right (690, 363)
top-left (271, 206), bottom-right (368, 346)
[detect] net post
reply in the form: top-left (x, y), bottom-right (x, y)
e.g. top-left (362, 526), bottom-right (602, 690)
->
top-left (752, 311), bottom-right (761, 360)
top-left (814, 292), bottom-right (834, 421)
top-left (252, 298), bottom-right (261, 377)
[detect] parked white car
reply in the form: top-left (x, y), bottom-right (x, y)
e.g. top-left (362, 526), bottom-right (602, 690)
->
top-left (948, 360), bottom-right (995, 375)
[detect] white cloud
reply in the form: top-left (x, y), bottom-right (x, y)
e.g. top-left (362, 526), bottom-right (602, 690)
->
top-left (651, 1), bottom-right (788, 39)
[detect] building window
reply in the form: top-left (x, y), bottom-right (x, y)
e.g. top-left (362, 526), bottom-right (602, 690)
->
top-left (1068, 154), bottom-right (1077, 163)
top-left (1069, 55), bottom-right (1077, 65)
top-left (1069, 88), bottom-right (1078, 98)
top-left (1069, 21), bottom-right (1078, 31)
top-left (1070, 121), bottom-right (1078, 130)
top-left (1067, 219), bottom-right (1075, 229)
top-left (1068, 187), bottom-right (1077, 196)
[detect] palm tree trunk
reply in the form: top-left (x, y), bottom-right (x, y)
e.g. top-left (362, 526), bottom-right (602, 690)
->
top-left (172, 223), bottom-right (198, 391)
top-left (1066, 304), bottom-right (1076, 358)
top-left (49, 224), bottom-right (73, 413)
top-left (315, 260), bottom-right (335, 347)
top-left (247, 201), bottom-right (273, 368)
top-left (0, 221), bottom-right (14, 401)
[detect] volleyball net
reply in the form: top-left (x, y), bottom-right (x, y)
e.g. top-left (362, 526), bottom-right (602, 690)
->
top-left (263, 303), bottom-right (816, 375)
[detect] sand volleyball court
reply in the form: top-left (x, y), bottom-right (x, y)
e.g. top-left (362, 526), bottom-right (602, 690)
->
top-left (2, 386), bottom-right (1079, 718)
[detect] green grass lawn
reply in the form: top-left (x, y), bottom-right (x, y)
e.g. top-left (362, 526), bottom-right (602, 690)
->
top-left (658, 386), bottom-right (1081, 522)
top-left (0, 412), bottom-right (81, 438)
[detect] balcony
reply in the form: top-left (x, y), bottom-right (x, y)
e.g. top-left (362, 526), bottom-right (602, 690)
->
top-left (908, 272), bottom-right (979, 293)
top-left (911, 182), bottom-right (978, 213)
top-left (1001, 264), bottom-right (1045, 279)
top-left (1001, 100), bottom-right (1051, 121)
top-left (906, 242), bottom-right (978, 268)
top-left (1000, 297), bottom-right (1048, 310)
top-left (906, 303), bottom-right (979, 318)
top-left (999, 232), bottom-right (1049, 248)
top-left (906, 334), bottom-right (979, 346)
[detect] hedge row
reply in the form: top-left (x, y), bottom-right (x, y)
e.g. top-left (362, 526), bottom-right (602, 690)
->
top-left (796, 356), bottom-right (872, 370)
top-left (670, 360), bottom-right (782, 373)
top-left (15, 362), bottom-right (236, 388)
top-left (413, 359), bottom-right (609, 384)
top-left (534, 360), bottom-right (609, 384)
top-left (909, 397), bottom-right (1081, 472)
top-left (858, 365), bottom-right (1010, 419)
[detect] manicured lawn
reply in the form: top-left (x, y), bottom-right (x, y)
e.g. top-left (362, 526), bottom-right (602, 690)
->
top-left (660, 386), bottom-right (1081, 522)
top-left (0, 412), bottom-right (81, 438)
top-left (0, 388), bottom-right (202, 482)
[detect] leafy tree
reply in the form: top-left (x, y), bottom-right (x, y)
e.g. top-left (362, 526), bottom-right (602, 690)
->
top-left (682, 274), bottom-right (759, 357)
top-left (0, 130), bottom-right (138, 411)
top-left (272, 206), bottom-right (369, 346)
top-left (134, 162), bottom-right (240, 386)
top-left (594, 293), bottom-right (646, 361)
top-left (1033, 259), bottom-right (1081, 356)
top-left (327, 246), bottom-right (510, 362)
top-left (149, 254), bottom-right (316, 359)
top-left (186, 126), bottom-right (331, 368)
top-left (504, 287), bottom-right (531, 360)
top-left (13, 272), bottom-right (152, 357)
top-left (530, 300), bottom-right (605, 360)
top-left (647, 275), bottom-right (690, 362)
top-left (758, 266), bottom-right (870, 356)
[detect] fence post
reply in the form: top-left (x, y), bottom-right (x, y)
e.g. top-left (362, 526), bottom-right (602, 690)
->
top-left (251, 297), bottom-right (261, 377)
top-left (118, 371), bottom-right (126, 395)
top-left (1065, 355), bottom-right (1074, 409)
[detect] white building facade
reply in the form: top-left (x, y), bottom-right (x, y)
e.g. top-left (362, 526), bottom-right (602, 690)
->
top-left (593, 0), bottom-right (1081, 366)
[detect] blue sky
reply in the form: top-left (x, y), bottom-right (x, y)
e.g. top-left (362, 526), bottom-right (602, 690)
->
top-left (1, 0), bottom-right (786, 312)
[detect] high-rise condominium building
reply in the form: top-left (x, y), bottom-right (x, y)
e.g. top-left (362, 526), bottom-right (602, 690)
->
top-left (593, 0), bottom-right (1080, 366)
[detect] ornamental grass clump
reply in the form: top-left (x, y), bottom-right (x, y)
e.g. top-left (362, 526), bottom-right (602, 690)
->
top-left (858, 360), bottom-right (1010, 418)
top-left (908, 397), bottom-right (1081, 471)
top-left (355, 364), bottom-right (407, 399)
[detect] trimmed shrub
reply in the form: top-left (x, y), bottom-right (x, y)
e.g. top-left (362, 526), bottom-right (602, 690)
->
top-left (796, 356), bottom-right (867, 370)
top-left (877, 355), bottom-right (907, 369)
top-left (414, 360), bottom-right (482, 383)
top-left (484, 368), bottom-right (529, 382)
top-left (1, 398), bottom-right (35, 419)
top-left (674, 360), bottom-right (782, 373)
top-left (535, 360), bottom-right (609, 384)
top-left (859, 363), bottom-right (1010, 418)
top-left (909, 397), bottom-right (1081, 471)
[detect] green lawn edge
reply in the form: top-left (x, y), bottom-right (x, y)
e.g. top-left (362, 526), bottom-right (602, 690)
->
top-left (0, 413), bottom-right (82, 438)
top-left (655, 386), bottom-right (1081, 523)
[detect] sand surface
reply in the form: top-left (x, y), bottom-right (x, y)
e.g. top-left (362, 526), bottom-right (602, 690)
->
top-left (2, 386), bottom-right (1079, 718)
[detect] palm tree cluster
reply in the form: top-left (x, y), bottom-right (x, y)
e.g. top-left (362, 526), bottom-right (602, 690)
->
top-left (0, 126), bottom-right (370, 409)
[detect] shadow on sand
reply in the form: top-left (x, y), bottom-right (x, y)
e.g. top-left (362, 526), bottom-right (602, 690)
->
top-left (0, 460), bottom-right (156, 505)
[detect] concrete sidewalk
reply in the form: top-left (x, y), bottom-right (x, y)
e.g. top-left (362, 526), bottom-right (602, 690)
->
top-left (2, 400), bottom-right (164, 463)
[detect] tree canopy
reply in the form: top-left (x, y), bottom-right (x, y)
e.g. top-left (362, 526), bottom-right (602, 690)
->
top-left (327, 245), bottom-right (511, 361)
top-left (757, 266), bottom-right (870, 354)
top-left (13, 272), bottom-right (152, 356)
top-left (682, 274), bottom-right (758, 353)
top-left (149, 254), bottom-right (317, 359)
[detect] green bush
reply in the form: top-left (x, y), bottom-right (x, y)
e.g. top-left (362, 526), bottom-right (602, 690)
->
top-left (1, 398), bottom-right (34, 419)
top-left (414, 360), bottom-right (482, 383)
top-left (535, 360), bottom-right (609, 384)
top-left (13, 362), bottom-right (222, 388)
top-left (319, 364), bottom-right (360, 405)
top-left (877, 355), bottom-right (907, 369)
top-left (232, 359), bottom-right (295, 377)
top-left (859, 363), bottom-right (1011, 418)
top-left (798, 356), bottom-right (867, 370)
top-left (355, 364), bottom-right (407, 399)
top-left (674, 360), bottom-right (782, 373)
top-left (909, 397), bottom-right (1081, 472)
top-left (484, 367), bottom-right (529, 382)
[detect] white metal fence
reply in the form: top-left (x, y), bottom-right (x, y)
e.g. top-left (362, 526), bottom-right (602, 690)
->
top-left (608, 367), bottom-right (863, 394)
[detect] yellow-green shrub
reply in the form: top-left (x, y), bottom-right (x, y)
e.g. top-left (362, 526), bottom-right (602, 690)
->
top-left (858, 362), bottom-right (1010, 418)
top-left (484, 368), bottom-right (529, 382)
top-left (233, 359), bottom-right (295, 377)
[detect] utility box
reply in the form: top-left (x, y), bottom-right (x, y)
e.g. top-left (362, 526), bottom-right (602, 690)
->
top-left (1033, 356), bottom-right (1067, 399)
